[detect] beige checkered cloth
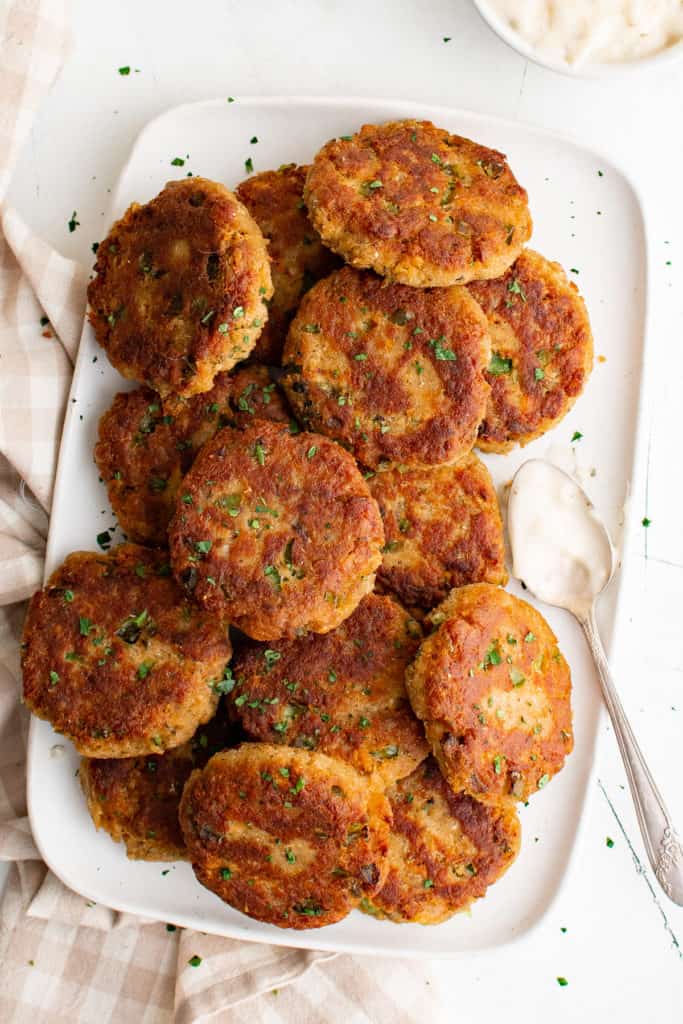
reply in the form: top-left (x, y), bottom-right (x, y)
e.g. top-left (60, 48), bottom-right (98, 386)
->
top-left (0, 2), bottom-right (441, 1021)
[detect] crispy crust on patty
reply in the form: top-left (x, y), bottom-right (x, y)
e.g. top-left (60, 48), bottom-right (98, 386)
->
top-left (179, 743), bottom-right (392, 929)
top-left (95, 367), bottom-right (290, 546)
top-left (406, 584), bottom-right (573, 805)
top-left (468, 249), bottom-right (593, 452)
top-left (79, 715), bottom-right (234, 860)
top-left (167, 421), bottom-right (384, 640)
top-left (87, 178), bottom-right (273, 398)
top-left (369, 453), bottom-right (507, 608)
top-left (362, 758), bottom-right (520, 923)
top-left (236, 165), bottom-right (340, 363)
top-left (21, 544), bottom-right (231, 757)
top-left (230, 594), bottom-right (428, 783)
top-left (304, 120), bottom-right (532, 287)
top-left (282, 266), bottom-right (491, 469)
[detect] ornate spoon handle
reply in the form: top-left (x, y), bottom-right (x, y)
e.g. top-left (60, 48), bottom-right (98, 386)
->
top-left (580, 605), bottom-right (683, 905)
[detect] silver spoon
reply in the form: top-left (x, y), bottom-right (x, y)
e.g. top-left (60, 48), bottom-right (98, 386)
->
top-left (508, 458), bottom-right (683, 905)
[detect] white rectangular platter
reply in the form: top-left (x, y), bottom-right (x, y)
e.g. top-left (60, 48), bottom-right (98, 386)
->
top-left (28, 97), bottom-right (647, 957)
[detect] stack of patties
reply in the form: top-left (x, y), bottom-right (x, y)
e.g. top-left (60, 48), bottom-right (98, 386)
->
top-left (22, 119), bottom-right (590, 930)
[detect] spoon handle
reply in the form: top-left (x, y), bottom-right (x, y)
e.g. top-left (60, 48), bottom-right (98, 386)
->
top-left (581, 606), bottom-right (683, 905)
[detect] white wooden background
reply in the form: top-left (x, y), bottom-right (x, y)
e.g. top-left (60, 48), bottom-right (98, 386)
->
top-left (5, 0), bottom-right (683, 1020)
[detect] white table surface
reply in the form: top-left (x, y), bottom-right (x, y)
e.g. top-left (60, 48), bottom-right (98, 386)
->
top-left (6, 0), bottom-right (683, 1020)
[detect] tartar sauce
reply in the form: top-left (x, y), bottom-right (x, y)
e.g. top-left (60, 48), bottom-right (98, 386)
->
top-left (487, 0), bottom-right (683, 65)
top-left (507, 460), bottom-right (613, 616)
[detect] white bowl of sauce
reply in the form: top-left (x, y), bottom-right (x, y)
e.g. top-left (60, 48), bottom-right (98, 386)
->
top-left (472, 0), bottom-right (683, 77)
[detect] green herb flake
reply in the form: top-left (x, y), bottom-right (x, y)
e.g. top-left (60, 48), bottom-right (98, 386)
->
top-left (488, 353), bottom-right (512, 375)
top-left (49, 670), bottom-right (60, 686)
top-left (195, 540), bottom-right (212, 555)
top-left (264, 564), bottom-right (282, 590)
top-left (188, 955), bottom-right (202, 968)
top-left (606, 836), bottom-right (615, 848)
top-left (171, 157), bottom-right (185, 167)
top-left (571, 430), bottom-right (583, 442)
top-left (306, 445), bottom-right (317, 459)
top-left (245, 157), bottom-right (254, 174)
top-left (118, 66), bottom-right (131, 76)
top-left (79, 616), bottom-right (94, 637)
top-left (423, 878), bottom-right (435, 889)
top-left (137, 662), bottom-right (153, 680)
top-left (537, 773), bottom-right (550, 789)
top-left (253, 442), bottom-right (266, 466)
top-left (63, 590), bottom-right (74, 602)
top-left (264, 649), bottom-right (281, 670)
top-left (534, 367), bottom-right (545, 381)
top-left (493, 755), bottom-right (502, 775)
top-left (509, 667), bottom-right (525, 687)
top-left (524, 632), bottom-right (536, 643)
top-left (285, 848), bottom-right (296, 864)
top-left (96, 530), bottom-right (112, 550)
top-left (557, 977), bottom-right (568, 987)
top-left (507, 278), bottom-right (527, 301)
top-left (429, 336), bottom-right (457, 361)
top-left (642, 517), bottom-right (651, 528)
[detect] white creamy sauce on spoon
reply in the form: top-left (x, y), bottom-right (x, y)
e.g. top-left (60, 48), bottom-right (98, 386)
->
top-left (486, 0), bottom-right (683, 65)
top-left (508, 460), bottom-right (613, 617)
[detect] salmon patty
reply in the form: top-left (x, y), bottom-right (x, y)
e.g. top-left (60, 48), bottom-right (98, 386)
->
top-left (282, 266), bottom-right (491, 469)
top-left (236, 164), bottom-right (340, 363)
top-left (168, 421), bottom-right (384, 640)
top-left (95, 366), bottom-right (291, 546)
top-left (87, 178), bottom-right (273, 398)
top-left (362, 758), bottom-right (520, 924)
top-left (230, 594), bottom-right (428, 784)
top-left (369, 453), bottom-right (507, 608)
top-left (305, 119), bottom-right (532, 287)
top-left (79, 714), bottom-right (234, 860)
top-left (406, 584), bottom-right (573, 805)
top-left (179, 743), bottom-right (392, 929)
top-left (468, 249), bottom-right (593, 452)
top-left (21, 544), bottom-right (231, 757)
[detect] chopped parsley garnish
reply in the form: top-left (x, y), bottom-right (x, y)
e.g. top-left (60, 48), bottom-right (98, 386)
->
top-left (264, 564), bottom-right (282, 590)
top-left (293, 900), bottom-right (323, 917)
top-left (285, 848), bottom-right (296, 864)
top-left (195, 540), bottom-right (212, 555)
top-left (371, 744), bottom-right (399, 760)
top-left (96, 530), bottom-right (112, 551)
top-left (642, 517), bottom-right (651, 528)
top-left (232, 306), bottom-right (244, 319)
top-left (483, 642), bottom-right (502, 668)
top-left (49, 670), bottom-right (59, 686)
top-left (303, 323), bottom-right (321, 334)
top-left (534, 367), bottom-right (545, 381)
top-left (137, 662), bottom-right (153, 680)
top-left (328, 669), bottom-right (337, 682)
top-left (571, 431), bottom-right (583, 442)
top-left (212, 665), bottom-right (236, 695)
top-left (524, 632), bottom-right (536, 643)
top-left (188, 955), bottom-right (202, 967)
top-left (79, 616), bottom-right (94, 636)
top-left (359, 716), bottom-right (370, 729)
top-left (557, 977), bottom-right (568, 987)
top-left (63, 590), bottom-right (74, 602)
top-left (537, 774), bottom-right (550, 788)
top-left (509, 667), bottom-right (525, 686)
top-left (171, 157), bottom-right (185, 167)
top-left (118, 66), bottom-right (131, 75)
top-left (306, 445), bottom-right (317, 459)
top-left (264, 649), bottom-right (281, 670)
top-left (250, 136), bottom-right (258, 144)
top-left (429, 336), bottom-right (457, 361)
top-left (507, 277), bottom-right (526, 301)
top-left (279, 767), bottom-right (290, 777)
top-left (253, 442), bottom-right (266, 466)
top-left (245, 157), bottom-right (254, 174)
top-left (290, 776), bottom-right (306, 795)
top-left (493, 755), bottom-right (502, 775)
top-left (423, 879), bottom-right (434, 889)
top-left (488, 352), bottom-right (513, 375)
top-left (606, 836), bottom-right (615, 848)
top-left (353, 352), bottom-right (367, 361)
top-left (220, 867), bottom-right (232, 880)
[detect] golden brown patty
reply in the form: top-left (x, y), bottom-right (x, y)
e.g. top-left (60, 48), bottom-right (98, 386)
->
top-left (179, 743), bottom-right (392, 929)
top-left (87, 178), bottom-right (273, 399)
top-left (230, 594), bottom-right (428, 784)
top-left (304, 119), bottom-right (532, 287)
top-left (236, 165), bottom-right (340, 363)
top-left (406, 584), bottom-right (573, 805)
top-left (362, 758), bottom-right (520, 924)
top-left (95, 366), bottom-right (290, 546)
top-left (369, 453), bottom-right (507, 609)
top-left (168, 421), bottom-right (384, 640)
top-left (226, 363), bottom-right (293, 429)
top-left (79, 715), bottom-right (234, 860)
top-left (21, 544), bottom-right (231, 757)
top-left (468, 249), bottom-right (593, 452)
top-left (282, 266), bottom-right (491, 469)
